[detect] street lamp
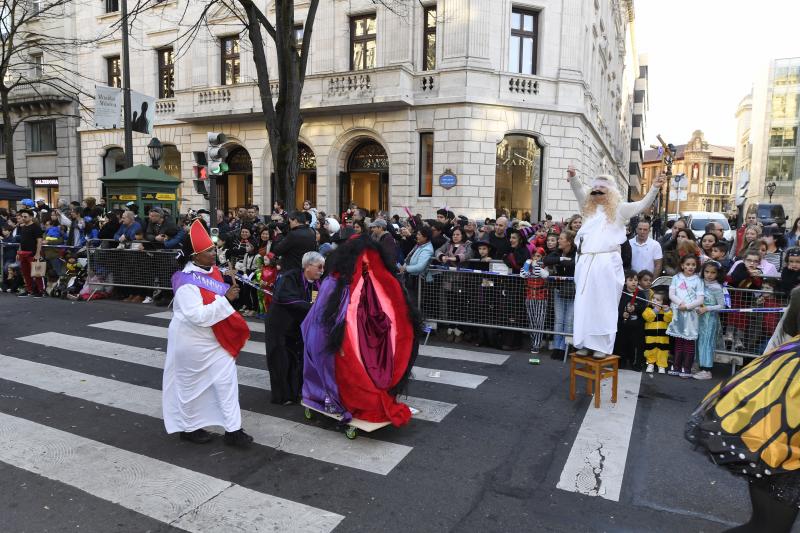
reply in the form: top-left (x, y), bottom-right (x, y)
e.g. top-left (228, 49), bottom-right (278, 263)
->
top-left (766, 181), bottom-right (776, 203)
top-left (147, 137), bottom-right (163, 169)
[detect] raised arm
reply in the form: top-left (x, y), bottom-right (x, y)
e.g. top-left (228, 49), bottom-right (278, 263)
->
top-left (619, 174), bottom-right (666, 219)
top-left (566, 165), bottom-right (587, 207)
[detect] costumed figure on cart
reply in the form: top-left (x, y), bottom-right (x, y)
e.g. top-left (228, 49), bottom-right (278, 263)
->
top-left (301, 237), bottom-right (421, 439)
top-left (162, 219), bottom-right (253, 447)
top-left (686, 287), bottom-right (800, 533)
top-left (567, 165), bottom-right (664, 358)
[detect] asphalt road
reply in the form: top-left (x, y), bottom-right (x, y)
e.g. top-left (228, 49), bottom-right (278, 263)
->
top-left (0, 295), bottom-right (767, 532)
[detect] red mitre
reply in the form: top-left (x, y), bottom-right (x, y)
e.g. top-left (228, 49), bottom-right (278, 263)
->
top-left (189, 219), bottom-right (214, 254)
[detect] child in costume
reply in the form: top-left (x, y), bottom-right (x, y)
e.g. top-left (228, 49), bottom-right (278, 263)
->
top-left (258, 252), bottom-right (279, 314)
top-left (642, 291), bottom-right (672, 374)
top-left (693, 260), bottom-right (725, 380)
top-left (615, 270), bottom-right (646, 369)
top-left (667, 254), bottom-right (704, 377)
top-left (521, 247), bottom-right (549, 354)
top-left (637, 269), bottom-right (655, 301)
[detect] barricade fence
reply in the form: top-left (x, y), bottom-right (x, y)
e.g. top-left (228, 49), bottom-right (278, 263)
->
top-left (418, 266), bottom-right (789, 372)
top-left (85, 240), bottom-right (181, 291)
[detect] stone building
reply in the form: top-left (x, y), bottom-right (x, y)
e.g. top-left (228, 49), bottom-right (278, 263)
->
top-left (641, 130), bottom-right (734, 215)
top-left (73, 0), bottom-right (641, 221)
top-left (0, 2), bottom-right (83, 208)
top-left (736, 57), bottom-right (800, 222)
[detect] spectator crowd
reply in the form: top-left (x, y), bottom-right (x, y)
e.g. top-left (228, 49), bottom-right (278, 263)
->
top-left (3, 193), bottom-right (799, 381)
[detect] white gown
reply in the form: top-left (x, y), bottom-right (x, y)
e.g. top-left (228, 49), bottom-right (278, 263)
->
top-left (162, 262), bottom-right (242, 433)
top-left (570, 178), bottom-right (660, 354)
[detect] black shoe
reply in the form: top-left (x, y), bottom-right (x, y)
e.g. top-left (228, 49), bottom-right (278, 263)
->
top-left (32, 292), bottom-right (43, 298)
top-left (224, 429), bottom-right (254, 448)
top-left (179, 429), bottom-right (213, 444)
top-left (17, 291), bottom-right (29, 297)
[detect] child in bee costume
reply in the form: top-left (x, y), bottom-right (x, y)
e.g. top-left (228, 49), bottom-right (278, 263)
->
top-left (686, 287), bottom-right (800, 533)
top-left (642, 291), bottom-right (673, 374)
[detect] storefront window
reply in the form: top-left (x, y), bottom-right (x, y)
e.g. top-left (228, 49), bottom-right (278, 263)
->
top-left (495, 134), bottom-right (542, 221)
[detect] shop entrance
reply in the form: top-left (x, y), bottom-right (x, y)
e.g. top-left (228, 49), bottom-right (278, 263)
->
top-left (340, 141), bottom-right (389, 218)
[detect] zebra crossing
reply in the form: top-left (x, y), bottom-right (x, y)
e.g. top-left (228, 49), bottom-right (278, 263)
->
top-left (2, 312), bottom-right (512, 532)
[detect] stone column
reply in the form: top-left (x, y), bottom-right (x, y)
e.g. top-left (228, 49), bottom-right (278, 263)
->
top-left (558, 0), bottom-right (584, 80)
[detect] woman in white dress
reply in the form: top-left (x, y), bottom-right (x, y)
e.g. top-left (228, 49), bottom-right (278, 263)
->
top-left (567, 166), bottom-right (664, 358)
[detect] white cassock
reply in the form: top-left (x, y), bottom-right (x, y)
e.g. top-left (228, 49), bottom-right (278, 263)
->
top-left (162, 262), bottom-right (242, 433)
top-left (570, 178), bottom-right (660, 354)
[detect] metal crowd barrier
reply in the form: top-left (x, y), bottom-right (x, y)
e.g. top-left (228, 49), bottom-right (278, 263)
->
top-left (85, 240), bottom-right (181, 292)
top-left (418, 266), bottom-right (791, 373)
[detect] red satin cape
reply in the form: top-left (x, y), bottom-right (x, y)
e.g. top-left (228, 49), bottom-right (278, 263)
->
top-left (200, 266), bottom-right (250, 358)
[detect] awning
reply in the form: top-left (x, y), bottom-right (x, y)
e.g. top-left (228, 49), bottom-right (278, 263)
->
top-left (0, 179), bottom-right (30, 201)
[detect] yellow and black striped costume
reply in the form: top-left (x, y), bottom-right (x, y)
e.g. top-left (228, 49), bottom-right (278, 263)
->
top-left (643, 307), bottom-right (673, 368)
top-left (687, 336), bottom-right (800, 478)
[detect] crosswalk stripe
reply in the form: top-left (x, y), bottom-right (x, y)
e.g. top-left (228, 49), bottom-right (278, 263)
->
top-left (556, 369), bottom-right (642, 501)
top-left (148, 311), bottom-right (266, 333)
top-left (0, 411), bottom-right (344, 532)
top-left (418, 344), bottom-right (509, 365)
top-left (150, 312), bottom-right (506, 365)
top-left (90, 320), bottom-right (488, 390)
top-left (17, 332), bottom-right (456, 423)
top-left (0, 354), bottom-right (412, 476)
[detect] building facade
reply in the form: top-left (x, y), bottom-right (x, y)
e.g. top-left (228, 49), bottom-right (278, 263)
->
top-left (71, 0), bottom-right (640, 221)
top-left (739, 57), bottom-right (800, 222)
top-left (641, 130), bottom-right (734, 216)
top-left (628, 54), bottom-right (648, 196)
top-left (0, 2), bottom-right (83, 207)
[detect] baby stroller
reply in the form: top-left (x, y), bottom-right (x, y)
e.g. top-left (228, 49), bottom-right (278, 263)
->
top-left (52, 258), bottom-right (87, 299)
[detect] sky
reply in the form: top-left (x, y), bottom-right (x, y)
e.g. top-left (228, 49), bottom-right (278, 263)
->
top-left (635, 0), bottom-right (800, 148)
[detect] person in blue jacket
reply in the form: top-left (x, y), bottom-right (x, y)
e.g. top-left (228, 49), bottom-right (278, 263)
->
top-left (399, 225), bottom-right (434, 300)
top-left (113, 210), bottom-right (143, 244)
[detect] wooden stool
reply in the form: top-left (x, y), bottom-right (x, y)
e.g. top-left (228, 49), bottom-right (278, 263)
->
top-left (569, 353), bottom-right (619, 408)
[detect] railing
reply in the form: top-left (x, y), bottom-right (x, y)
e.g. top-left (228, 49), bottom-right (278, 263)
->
top-left (155, 98), bottom-right (176, 117)
top-left (326, 74), bottom-right (373, 97)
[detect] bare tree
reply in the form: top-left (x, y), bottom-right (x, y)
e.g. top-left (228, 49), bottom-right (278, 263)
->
top-left (0, 0), bottom-right (100, 183)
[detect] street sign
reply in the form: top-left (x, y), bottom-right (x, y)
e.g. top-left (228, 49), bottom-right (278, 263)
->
top-left (439, 170), bottom-right (457, 190)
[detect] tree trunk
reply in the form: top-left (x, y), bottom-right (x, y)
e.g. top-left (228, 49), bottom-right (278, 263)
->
top-left (0, 89), bottom-right (16, 183)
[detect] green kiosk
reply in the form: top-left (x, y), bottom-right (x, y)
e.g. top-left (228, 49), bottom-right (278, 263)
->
top-left (101, 164), bottom-right (181, 220)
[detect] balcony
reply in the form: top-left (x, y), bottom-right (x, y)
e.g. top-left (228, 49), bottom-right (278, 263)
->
top-left (8, 81), bottom-right (75, 110)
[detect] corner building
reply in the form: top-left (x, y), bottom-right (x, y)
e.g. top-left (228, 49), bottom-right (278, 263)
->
top-left (77, 0), bottom-right (640, 220)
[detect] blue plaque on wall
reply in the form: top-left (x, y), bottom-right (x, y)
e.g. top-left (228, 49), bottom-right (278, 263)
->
top-left (439, 169), bottom-right (457, 190)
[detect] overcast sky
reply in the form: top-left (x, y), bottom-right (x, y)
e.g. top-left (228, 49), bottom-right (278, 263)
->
top-left (635, 0), bottom-right (800, 148)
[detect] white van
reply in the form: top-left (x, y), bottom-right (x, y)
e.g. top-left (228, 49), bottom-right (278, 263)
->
top-left (682, 211), bottom-right (735, 242)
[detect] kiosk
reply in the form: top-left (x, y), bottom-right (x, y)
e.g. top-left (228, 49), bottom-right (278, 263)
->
top-left (100, 164), bottom-right (181, 219)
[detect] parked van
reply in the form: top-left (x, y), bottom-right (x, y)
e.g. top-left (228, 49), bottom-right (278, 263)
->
top-left (682, 211), bottom-right (735, 242)
top-left (750, 203), bottom-right (787, 227)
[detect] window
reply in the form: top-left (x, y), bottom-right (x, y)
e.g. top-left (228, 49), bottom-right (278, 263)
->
top-left (769, 126), bottom-right (798, 148)
top-left (419, 133), bottom-right (433, 196)
top-left (714, 182), bottom-right (720, 195)
top-left (0, 124), bottom-right (5, 155)
top-left (509, 8), bottom-right (538, 75)
top-left (707, 163), bottom-right (714, 176)
top-left (350, 14), bottom-right (376, 71)
top-left (107, 56), bottom-right (121, 88)
top-left (706, 181), bottom-right (712, 195)
top-left (31, 53), bottom-right (42, 78)
top-left (722, 183), bottom-right (729, 195)
top-left (157, 47), bottom-right (174, 98)
top-left (723, 164), bottom-right (730, 177)
top-left (221, 36), bottom-right (240, 86)
top-left (26, 120), bottom-right (56, 152)
top-left (105, 0), bottom-right (119, 13)
top-left (715, 163), bottom-right (722, 177)
top-left (423, 6), bottom-right (436, 71)
top-left (767, 155), bottom-right (795, 181)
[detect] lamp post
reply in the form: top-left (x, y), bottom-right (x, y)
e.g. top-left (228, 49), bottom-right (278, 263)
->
top-left (766, 181), bottom-right (776, 203)
top-left (147, 137), bottom-right (163, 169)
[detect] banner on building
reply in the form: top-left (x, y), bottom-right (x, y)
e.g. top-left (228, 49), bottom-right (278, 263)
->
top-left (129, 90), bottom-right (156, 135)
top-left (94, 85), bottom-right (123, 129)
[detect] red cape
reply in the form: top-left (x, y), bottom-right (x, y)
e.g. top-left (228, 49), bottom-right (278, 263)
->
top-left (201, 266), bottom-right (250, 358)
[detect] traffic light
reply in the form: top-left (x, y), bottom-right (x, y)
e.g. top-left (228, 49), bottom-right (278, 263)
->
top-left (207, 132), bottom-right (229, 175)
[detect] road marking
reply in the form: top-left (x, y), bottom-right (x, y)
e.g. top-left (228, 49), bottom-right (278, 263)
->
top-left (418, 345), bottom-right (509, 365)
top-left (90, 320), bottom-right (487, 390)
top-left (0, 411), bottom-right (343, 532)
top-left (0, 354), bottom-right (411, 476)
top-left (17, 332), bottom-right (456, 423)
top-left (556, 369), bottom-right (641, 501)
top-left (411, 366), bottom-right (487, 389)
top-left (148, 311), bottom-right (266, 333)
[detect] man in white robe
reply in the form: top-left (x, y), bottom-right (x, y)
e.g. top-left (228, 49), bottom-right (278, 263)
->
top-left (567, 166), bottom-right (664, 358)
top-left (162, 219), bottom-right (253, 446)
